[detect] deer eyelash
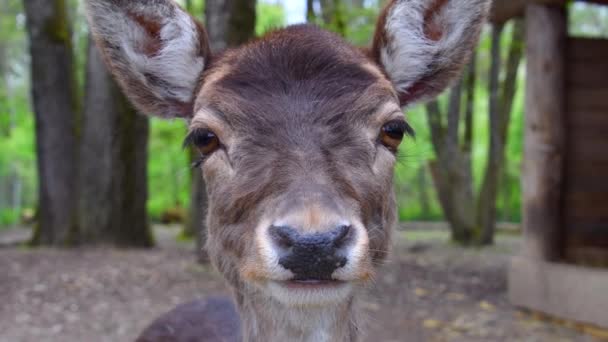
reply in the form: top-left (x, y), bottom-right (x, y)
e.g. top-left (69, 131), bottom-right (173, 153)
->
top-left (191, 157), bottom-right (204, 169)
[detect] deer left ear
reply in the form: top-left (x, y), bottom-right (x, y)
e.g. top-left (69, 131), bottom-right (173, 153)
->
top-left (372, 0), bottom-right (490, 106)
top-left (86, 0), bottom-right (210, 119)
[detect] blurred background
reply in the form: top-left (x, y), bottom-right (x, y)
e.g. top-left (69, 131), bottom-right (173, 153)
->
top-left (1, 0), bottom-right (607, 341)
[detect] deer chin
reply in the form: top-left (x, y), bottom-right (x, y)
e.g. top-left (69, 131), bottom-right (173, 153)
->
top-left (265, 279), bottom-right (355, 307)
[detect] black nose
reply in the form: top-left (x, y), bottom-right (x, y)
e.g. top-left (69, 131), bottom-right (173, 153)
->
top-left (269, 224), bottom-right (353, 280)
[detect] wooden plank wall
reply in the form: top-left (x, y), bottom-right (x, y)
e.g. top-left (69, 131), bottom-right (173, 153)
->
top-left (564, 38), bottom-right (608, 266)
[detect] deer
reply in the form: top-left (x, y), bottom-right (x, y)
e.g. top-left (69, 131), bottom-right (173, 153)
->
top-left (85, 0), bottom-right (489, 340)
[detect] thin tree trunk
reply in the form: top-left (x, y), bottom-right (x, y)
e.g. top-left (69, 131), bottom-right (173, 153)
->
top-left (80, 36), bottom-right (153, 247)
top-left (417, 166), bottom-right (431, 218)
top-left (205, 0), bottom-right (231, 51)
top-left (205, 0), bottom-right (257, 51)
top-left (319, 0), bottom-right (346, 37)
top-left (24, 0), bottom-right (80, 246)
top-left (307, 0), bottom-right (316, 23)
top-left (425, 100), bottom-right (445, 157)
top-left (319, 0), bottom-right (333, 25)
top-left (476, 23), bottom-right (504, 245)
top-left (446, 77), bottom-right (463, 147)
top-left (227, 0), bottom-right (256, 46)
top-left (477, 21), bottom-right (524, 245)
top-left (426, 89), bottom-right (476, 245)
top-left (463, 51), bottom-right (477, 154)
top-left (500, 20), bottom-right (525, 141)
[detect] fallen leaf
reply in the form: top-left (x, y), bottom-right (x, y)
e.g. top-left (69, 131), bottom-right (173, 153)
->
top-left (479, 301), bottom-right (496, 311)
top-left (446, 292), bottom-right (465, 301)
top-left (423, 319), bottom-right (442, 329)
top-left (414, 288), bottom-right (429, 297)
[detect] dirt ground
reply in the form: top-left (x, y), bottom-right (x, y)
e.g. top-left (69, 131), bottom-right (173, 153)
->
top-left (0, 224), bottom-right (599, 342)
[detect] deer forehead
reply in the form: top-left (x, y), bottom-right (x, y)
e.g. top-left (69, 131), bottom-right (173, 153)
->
top-left (190, 26), bottom-right (400, 135)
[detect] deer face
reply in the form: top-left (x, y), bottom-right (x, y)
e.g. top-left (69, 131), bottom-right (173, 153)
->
top-left (87, 0), bottom-right (489, 306)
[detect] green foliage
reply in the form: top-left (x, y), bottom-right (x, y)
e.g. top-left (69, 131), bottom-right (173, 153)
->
top-left (147, 119), bottom-right (191, 221)
top-left (0, 208), bottom-right (20, 226)
top-left (256, 2), bottom-right (286, 36)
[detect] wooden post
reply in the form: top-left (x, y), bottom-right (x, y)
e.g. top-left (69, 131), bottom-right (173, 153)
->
top-left (522, 3), bottom-right (567, 261)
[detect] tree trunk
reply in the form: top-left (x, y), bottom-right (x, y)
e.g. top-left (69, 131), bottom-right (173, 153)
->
top-left (205, 0), bottom-right (257, 51)
top-left (428, 154), bottom-right (476, 244)
top-left (319, 0), bottom-right (347, 37)
top-left (476, 23), bottom-right (504, 245)
top-left (307, 0), bottom-right (316, 23)
top-left (417, 166), bottom-right (431, 218)
top-left (80, 36), bottom-right (152, 247)
top-left (205, 0), bottom-right (231, 51)
top-left (426, 91), bottom-right (476, 245)
top-left (24, 0), bottom-right (80, 246)
top-left (319, 0), bottom-right (333, 25)
top-left (477, 20), bottom-right (525, 245)
top-left (227, 0), bottom-right (256, 46)
top-left (463, 52), bottom-right (477, 154)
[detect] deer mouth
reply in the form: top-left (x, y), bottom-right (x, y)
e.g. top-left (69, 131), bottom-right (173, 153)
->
top-left (282, 279), bottom-right (347, 289)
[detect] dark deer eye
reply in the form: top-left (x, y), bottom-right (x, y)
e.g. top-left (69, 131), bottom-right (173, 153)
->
top-left (379, 120), bottom-right (414, 152)
top-left (183, 128), bottom-right (221, 157)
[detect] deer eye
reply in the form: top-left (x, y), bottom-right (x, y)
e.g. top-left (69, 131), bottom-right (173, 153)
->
top-left (184, 128), bottom-right (221, 156)
top-left (379, 120), bottom-right (414, 153)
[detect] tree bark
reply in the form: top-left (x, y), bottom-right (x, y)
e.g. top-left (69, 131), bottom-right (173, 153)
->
top-left (205, 0), bottom-right (257, 51)
top-left (477, 20), bottom-right (525, 245)
top-left (80, 36), bottom-right (152, 247)
top-left (417, 166), bottom-right (431, 218)
top-left (476, 23), bottom-right (504, 245)
top-left (24, 0), bottom-right (80, 246)
top-left (500, 20), bottom-right (525, 141)
top-left (426, 90), bottom-right (476, 245)
top-left (490, 0), bottom-right (566, 24)
top-left (227, 0), bottom-right (256, 46)
top-left (319, 0), bottom-right (347, 37)
top-left (463, 51), bottom-right (477, 154)
top-left (307, 0), bottom-right (316, 23)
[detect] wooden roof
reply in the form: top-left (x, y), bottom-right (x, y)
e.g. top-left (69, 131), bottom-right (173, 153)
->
top-left (491, 0), bottom-right (608, 23)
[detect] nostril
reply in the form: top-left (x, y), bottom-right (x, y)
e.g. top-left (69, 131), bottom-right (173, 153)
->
top-left (332, 225), bottom-right (353, 248)
top-left (269, 225), bottom-right (298, 249)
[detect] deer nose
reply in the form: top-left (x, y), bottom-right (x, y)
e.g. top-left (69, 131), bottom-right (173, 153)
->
top-left (269, 224), bottom-right (353, 280)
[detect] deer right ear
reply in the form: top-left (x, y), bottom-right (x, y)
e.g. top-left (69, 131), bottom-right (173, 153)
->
top-left (372, 0), bottom-right (490, 106)
top-left (86, 0), bottom-right (210, 118)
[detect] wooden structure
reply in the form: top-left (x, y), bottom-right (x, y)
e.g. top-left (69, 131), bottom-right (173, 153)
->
top-left (493, 0), bottom-right (608, 329)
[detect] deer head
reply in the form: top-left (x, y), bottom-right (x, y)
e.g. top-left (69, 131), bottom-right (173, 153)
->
top-left (87, 0), bottom-right (488, 339)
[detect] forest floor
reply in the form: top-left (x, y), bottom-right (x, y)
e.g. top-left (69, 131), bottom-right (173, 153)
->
top-left (0, 223), bottom-right (599, 342)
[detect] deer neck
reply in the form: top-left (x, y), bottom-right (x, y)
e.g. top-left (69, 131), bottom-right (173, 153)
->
top-left (235, 289), bottom-right (361, 342)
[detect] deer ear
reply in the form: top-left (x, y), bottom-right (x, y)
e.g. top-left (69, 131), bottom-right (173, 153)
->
top-left (86, 0), bottom-right (210, 118)
top-left (372, 0), bottom-right (490, 106)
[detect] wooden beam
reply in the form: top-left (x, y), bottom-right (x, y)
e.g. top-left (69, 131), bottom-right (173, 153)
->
top-left (509, 257), bottom-right (608, 329)
top-left (489, 0), bottom-right (608, 23)
top-left (490, 0), bottom-right (566, 23)
top-left (522, 3), bottom-right (567, 261)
